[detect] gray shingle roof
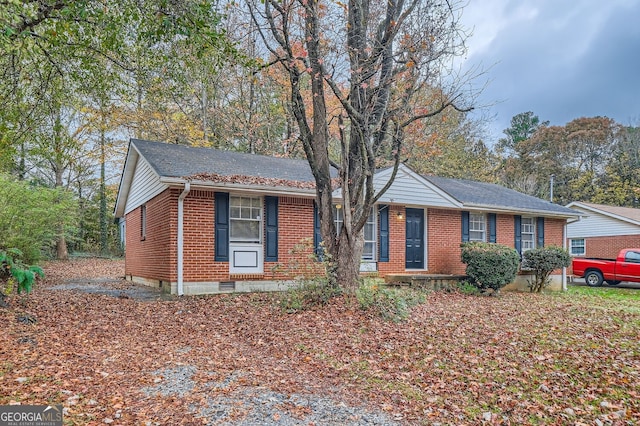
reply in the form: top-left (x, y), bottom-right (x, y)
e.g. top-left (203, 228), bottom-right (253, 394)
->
top-left (423, 175), bottom-right (579, 216)
top-left (132, 139), bottom-right (320, 183)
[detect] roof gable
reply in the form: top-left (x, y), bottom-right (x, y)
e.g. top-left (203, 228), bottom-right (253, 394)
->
top-left (371, 165), bottom-right (461, 208)
top-left (566, 202), bottom-right (640, 226)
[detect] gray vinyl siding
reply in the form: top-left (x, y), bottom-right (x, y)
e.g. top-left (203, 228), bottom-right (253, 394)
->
top-left (567, 208), bottom-right (640, 238)
top-left (373, 167), bottom-right (459, 208)
top-left (124, 156), bottom-right (169, 215)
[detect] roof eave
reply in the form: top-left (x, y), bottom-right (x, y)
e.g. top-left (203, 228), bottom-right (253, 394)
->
top-left (566, 202), bottom-right (640, 226)
top-left (159, 177), bottom-right (318, 197)
top-left (463, 203), bottom-right (581, 219)
top-left (113, 142), bottom-right (140, 218)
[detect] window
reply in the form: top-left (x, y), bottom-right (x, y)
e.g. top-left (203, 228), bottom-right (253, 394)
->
top-left (469, 213), bottom-right (486, 242)
top-left (140, 204), bottom-right (147, 240)
top-left (624, 251), bottom-right (640, 263)
top-left (521, 217), bottom-right (536, 252)
top-left (230, 195), bottom-right (262, 243)
top-left (363, 212), bottom-right (376, 260)
top-left (333, 205), bottom-right (376, 261)
top-left (570, 239), bottom-right (585, 256)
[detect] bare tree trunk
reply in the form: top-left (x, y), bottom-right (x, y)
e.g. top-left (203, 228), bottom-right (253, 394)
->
top-left (335, 227), bottom-right (364, 293)
top-left (99, 128), bottom-right (108, 255)
top-left (56, 232), bottom-right (69, 260)
top-left (53, 111), bottom-right (69, 260)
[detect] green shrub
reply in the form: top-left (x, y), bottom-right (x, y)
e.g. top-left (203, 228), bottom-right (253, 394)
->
top-left (277, 238), bottom-right (342, 313)
top-left (460, 242), bottom-right (520, 292)
top-left (1, 248), bottom-right (44, 295)
top-left (279, 278), bottom-right (342, 313)
top-left (522, 246), bottom-right (571, 293)
top-left (457, 280), bottom-right (481, 295)
top-left (355, 280), bottom-right (425, 322)
top-left (0, 174), bottom-right (77, 263)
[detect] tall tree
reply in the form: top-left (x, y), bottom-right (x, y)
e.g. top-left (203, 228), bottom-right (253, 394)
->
top-left (496, 111), bottom-right (549, 156)
top-left (248, 0), bottom-right (473, 290)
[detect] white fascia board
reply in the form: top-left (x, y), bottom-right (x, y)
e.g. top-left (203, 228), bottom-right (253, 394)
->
top-left (113, 143), bottom-right (139, 218)
top-left (566, 202), bottom-right (640, 226)
top-left (160, 177), bottom-right (317, 198)
top-left (463, 204), bottom-right (581, 219)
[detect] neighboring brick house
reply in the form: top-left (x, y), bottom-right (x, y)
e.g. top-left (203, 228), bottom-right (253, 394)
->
top-left (566, 202), bottom-right (640, 259)
top-left (114, 139), bottom-right (580, 295)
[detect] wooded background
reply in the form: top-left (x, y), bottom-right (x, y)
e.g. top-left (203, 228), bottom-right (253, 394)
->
top-left (1, 1), bottom-right (638, 264)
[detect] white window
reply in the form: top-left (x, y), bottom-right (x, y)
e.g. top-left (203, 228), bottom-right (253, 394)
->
top-left (570, 239), bottom-right (585, 256)
top-left (230, 195), bottom-right (262, 243)
top-left (363, 212), bottom-right (376, 260)
top-left (469, 213), bottom-right (486, 242)
top-left (521, 217), bottom-right (535, 252)
top-left (334, 205), bottom-right (376, 261)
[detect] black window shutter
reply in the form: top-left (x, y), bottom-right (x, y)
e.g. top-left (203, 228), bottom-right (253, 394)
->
top-left (214, 192), bottom-right (229, 261)
top-left (313, 203), bottom-right (323, 260)
top-left (461, 211), bottom-right (470, 242)
top-left (379, 205), bottom-right (389, 262)
top-left (514, 215), bottom-right (522, 255)
top-left (537, 217), bottom-right (545, 248)
top-left (265, 196), bottom-right (278, 261)
top-left (488, 213), bottom-right (497, 243)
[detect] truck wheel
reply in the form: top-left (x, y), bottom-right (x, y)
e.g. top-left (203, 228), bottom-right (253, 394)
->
top-left (605, 280), bottom-right (621, 286)
top-left (585, 271), bottom-right (604, 287)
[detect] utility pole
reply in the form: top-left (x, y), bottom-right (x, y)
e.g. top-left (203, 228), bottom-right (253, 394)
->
top-left (550, 174), bottom-right (555, 203)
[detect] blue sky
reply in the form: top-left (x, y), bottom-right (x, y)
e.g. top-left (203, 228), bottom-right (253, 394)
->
top-left (460, 0), bottom-right (640, 144)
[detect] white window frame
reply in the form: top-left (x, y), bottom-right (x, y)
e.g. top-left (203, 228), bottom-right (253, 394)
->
top-left (362, 210), bottom-right (376, 261)
top-left (569, 238), bottom-right (585, 256)
top-left (521, 217), bottom-right (536, 252)
top-left (229, 195), bottom-right (263, 244)
top-left (469, 213), bottom-right (486, 242)
top-left (333, 205), bottom-right (376, 262)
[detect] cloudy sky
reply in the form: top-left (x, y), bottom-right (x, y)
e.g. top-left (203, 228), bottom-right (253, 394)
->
top-left (459, 0), bottom-right (640, 144)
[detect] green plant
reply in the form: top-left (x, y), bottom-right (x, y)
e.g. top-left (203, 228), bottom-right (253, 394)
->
top-left (278, 238), bottom-right (342, 313)
top-left (355, 280), bottom-right (425, 322)
top-left (460, 242), bottom-right (520, 292)
top-left (522, 246), bottom-right (571, 293)
top-left (457, 280), bottom-right (481, 295)
top-left (279, 278), bottom-right (342, 313)
top-left (1, 248), bottom-right (45, 295)
top-left (0, 174), bottom-right (77, 263)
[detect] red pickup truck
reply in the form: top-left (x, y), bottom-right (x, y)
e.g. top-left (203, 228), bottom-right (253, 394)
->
top-left (572, 248), bottom-right (640, 287)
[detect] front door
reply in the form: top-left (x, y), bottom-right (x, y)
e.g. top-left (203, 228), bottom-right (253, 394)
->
top-left (405, 208), bottom-right (424, 269)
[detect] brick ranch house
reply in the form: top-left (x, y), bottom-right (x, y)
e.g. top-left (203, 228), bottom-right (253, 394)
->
top-left (114, 139), bottom-right (580, 295)
top-left (566, 201), bottom-right (640, 259)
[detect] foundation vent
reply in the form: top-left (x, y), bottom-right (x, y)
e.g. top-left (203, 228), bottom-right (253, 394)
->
top-left (219, 281), bottom-right (236, 291)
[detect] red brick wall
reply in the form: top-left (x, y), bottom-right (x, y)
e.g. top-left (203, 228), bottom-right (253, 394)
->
top-left (125, 188), bottom-right (570, 283)
top-left (125, 189), bottom-right (177, 282)
top-left (182, 189), bottom-right (221, 281)
top-left (264, 197), bottom-right (320, 280)
top-left (427, 209), bottom-right (464, 274)
top-left (496, 214), bottom-right (514, 246)
top-left (378, 205), bottom-right (406, 275)
top-left (573, 235), bottom-right (640, 259)
top-left (545, 218), bottom-right (565, 248)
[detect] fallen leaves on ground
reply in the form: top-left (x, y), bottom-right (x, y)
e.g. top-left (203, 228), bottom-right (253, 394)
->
top-left (1, 258), bottom-right (638, 424)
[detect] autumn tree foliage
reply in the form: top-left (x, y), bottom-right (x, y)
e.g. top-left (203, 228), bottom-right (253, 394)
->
top-left (498, 115), bottom-right (626, 204)
top-left (248, 0), bottom-right (473, 291)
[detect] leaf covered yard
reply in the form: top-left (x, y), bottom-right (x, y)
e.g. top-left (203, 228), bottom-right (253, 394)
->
top-left (1, 260), bottom-right (639, 425)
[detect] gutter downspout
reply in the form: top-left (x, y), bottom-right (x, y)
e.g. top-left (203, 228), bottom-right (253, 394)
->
top-left (562, 220), bottom-right (567, 291)
top-left (177, 182), bottom-right (191, 296)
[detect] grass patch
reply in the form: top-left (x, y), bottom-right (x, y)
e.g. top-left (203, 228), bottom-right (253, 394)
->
top-left (558, 285), bottom-right (640, 315)
top-left (565, 285), bottom-right (640, 300)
